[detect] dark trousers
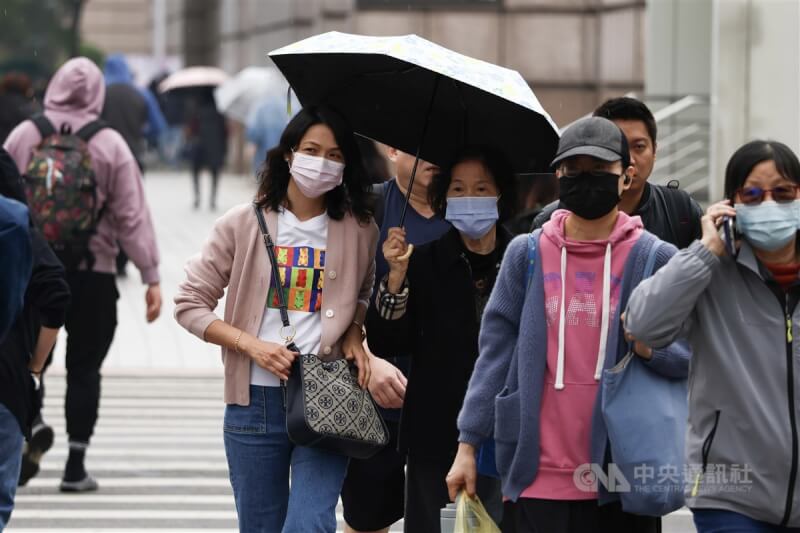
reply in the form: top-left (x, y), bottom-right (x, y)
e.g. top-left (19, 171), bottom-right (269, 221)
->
top-left (405, 453), bottom-right (503, 533)
top-left (501, 498), bottom-right (661, 533)
top-left (62, 272), bottom-right (118, 443)
top-left (192, 165), bottom-right (220, 207)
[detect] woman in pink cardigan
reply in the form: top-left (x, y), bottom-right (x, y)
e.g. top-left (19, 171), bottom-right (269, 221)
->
top-left (175, 106), bottom-right (378, 532)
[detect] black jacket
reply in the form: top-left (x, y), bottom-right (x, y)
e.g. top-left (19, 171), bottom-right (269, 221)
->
top-left (532, 182), bottom-right (703, 249)
top-left (0, 228), bottom-right (70, 436)
top-left (102, 84), bottom-right (148, 164)
top-left (366, 227), bottom-right (513, 460)
top-left (0, 148), bottom-right (70, 436)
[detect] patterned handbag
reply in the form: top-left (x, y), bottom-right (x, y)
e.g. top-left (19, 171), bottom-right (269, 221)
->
top-left (253, 204), bottom-right (389, 459)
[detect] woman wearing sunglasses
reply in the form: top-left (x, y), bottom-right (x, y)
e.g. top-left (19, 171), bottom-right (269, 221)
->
top-left (624, 140), bottom-right (800, 532)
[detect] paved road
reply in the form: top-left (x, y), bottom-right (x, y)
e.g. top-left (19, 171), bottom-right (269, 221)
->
top-left (8, 172), bottom-right (696, 532)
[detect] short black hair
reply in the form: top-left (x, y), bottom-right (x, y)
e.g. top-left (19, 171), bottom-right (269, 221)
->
top-left (256, 106), bottom-right (373, 224)
top-left (429, 145), bottom-right (518, 223)
top-left (724, 140), bottom-right (800, 201)
top-left (593, 97), bottom-right (658, 146)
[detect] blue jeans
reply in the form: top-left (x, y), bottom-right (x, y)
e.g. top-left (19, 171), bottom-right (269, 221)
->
top-left (694, 509), bottom-right (800, 533)
top-left (223, 385), bottom-right (349, 533)
top-left (0, 403), bottom-right (23, 530)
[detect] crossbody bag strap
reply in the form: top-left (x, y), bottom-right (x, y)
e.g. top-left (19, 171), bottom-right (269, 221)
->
top-left (253, 203), bottom-right (296, 345)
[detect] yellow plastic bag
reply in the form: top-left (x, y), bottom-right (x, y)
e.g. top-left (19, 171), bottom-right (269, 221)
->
top-left (454, 491), bottom-right (501, 533)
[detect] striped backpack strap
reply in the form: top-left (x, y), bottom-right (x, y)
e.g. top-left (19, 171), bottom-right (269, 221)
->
top-left (643, 238), bottom-right (663, 279)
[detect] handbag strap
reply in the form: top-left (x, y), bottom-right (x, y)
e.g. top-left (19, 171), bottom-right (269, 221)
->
top-left (253, 203), bottom-right (297, 345)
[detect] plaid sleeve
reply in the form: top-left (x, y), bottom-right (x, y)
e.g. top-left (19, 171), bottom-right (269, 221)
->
top-left (375, 275), bottom-right (410, 320)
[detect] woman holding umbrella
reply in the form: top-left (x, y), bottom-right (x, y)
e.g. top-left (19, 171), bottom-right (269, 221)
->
top-left (366, 145), bottom-right (516, 531)
top-left (175, 105), bottom-right (378, 532)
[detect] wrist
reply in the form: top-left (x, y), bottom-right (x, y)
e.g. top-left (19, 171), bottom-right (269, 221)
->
top-left (387, 271), bottom-right (406, 293)
top-left (702, 236), bottom-right (724, 256)
top-left (349, 321), bottom-right (367, 341)
top-left (457, 442), bottom-right (476, 456)
top-left (236, 331), bottom-right (252, 356)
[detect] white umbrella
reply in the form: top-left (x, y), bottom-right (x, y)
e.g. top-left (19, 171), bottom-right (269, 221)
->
top-left (158, 66), bottom-right (229, 93)
top-left (214, 66), bottom-right (290, 123)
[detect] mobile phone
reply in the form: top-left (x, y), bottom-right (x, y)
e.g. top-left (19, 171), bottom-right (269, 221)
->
top-left (722, 216), bottom-right (736, 256)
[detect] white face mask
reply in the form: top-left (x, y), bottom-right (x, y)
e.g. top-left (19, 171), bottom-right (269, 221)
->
top-left (289, 152), bottom-right (345, 199)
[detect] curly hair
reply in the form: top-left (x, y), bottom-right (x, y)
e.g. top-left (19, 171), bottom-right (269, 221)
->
top-left (428, 145), bottom-right (518, 223)
top-left (255, 106), bottom-right (373, 224)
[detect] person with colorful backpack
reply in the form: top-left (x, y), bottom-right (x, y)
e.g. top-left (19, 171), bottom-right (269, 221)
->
top-left (3, 57), bottom-right (162, 492)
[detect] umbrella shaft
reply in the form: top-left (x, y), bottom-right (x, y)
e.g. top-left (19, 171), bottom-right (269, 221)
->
top-left (398, 74), bottom-right (441, 228)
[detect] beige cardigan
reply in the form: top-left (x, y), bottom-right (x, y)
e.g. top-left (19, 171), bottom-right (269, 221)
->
top-left (174, 203), bottom-right (378, 405)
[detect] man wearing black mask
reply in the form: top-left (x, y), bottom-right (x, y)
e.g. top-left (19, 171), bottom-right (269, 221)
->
top-left (532, 97), bottom-right (702, 250)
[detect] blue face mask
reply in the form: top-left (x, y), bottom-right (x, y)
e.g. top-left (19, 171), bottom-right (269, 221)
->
top-left (445, 196), bottom-right (499, 239)
top-left (735, 200), bottom-right (800, 251)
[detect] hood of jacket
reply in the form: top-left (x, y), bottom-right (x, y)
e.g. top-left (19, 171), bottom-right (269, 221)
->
top-left (543, 208), bottom-right (644, 252)
top-left (44, 57), bottom-right (105, 120)
top-left (104, 54), bottom-right (134, 86)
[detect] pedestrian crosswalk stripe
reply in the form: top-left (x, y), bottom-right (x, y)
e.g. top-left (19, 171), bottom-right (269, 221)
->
top-left (22, 477), bottom-right (232, 488)
top-left (14, 495), bottom-right (234, 504)
top-left (11, 510), bottom-right (238, 520)
top-left (45, 448), bottom-right (224, 458)
top-left (7, 374), bottom-right (405, 532)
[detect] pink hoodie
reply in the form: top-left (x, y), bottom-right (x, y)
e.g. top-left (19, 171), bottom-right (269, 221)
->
top-left (522, 209), bottom-right (642, 500)
top-left (3, 57), bottom-right (160, 284)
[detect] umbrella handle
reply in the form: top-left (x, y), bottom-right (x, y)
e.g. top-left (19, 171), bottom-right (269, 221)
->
top-left (398, 74), bottom-right (441, 228)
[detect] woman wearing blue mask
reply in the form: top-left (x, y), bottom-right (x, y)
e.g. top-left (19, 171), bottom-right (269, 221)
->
top-left (364, 145), bottom-right (516, 532)
top-left (624, 140), bottom-right (800, 532)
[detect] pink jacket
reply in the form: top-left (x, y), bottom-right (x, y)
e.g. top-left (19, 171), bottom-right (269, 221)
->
top-left (3, 57), bottom-right (160, 284)
top-left (174, 204), bottom-right (378, 405)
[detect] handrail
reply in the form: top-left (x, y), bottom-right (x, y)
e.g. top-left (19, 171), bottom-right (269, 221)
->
top-left (657, 123), bottom-right (702, 151)
top-left (652, 95), bottom-right (706, 122)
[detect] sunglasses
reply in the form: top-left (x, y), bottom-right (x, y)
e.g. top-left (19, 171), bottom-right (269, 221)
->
top-left (736, 184), bottom-right (799, 205)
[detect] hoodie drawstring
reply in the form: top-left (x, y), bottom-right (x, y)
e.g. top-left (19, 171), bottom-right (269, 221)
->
top-left (594, 243), bottom-right (612, 381)
top-left (555, 246), bottom-right (567, 390)
top-left (555, 242), bottom-right (612, 390)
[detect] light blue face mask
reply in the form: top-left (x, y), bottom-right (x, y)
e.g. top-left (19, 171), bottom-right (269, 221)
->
top-left (445, 196), bottom-right (499, 239)
top-left (735, 200), bottom-right (800, 252)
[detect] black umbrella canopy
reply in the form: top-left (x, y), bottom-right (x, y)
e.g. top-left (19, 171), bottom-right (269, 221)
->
top-left (269, 33), bottom-right (559, 174)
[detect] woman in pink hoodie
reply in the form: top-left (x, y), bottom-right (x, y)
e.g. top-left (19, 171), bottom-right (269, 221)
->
top-left (4, 57), bottom-right (161, 492)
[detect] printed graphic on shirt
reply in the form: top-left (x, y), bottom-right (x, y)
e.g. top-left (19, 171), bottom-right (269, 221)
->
top-left (267, 245), bottom-right (326, 312)
top-left (544, 271), bottom-right (622, 327)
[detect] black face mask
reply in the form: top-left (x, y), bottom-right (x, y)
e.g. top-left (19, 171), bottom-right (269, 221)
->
top-left (558, 172), bottom-right (621, 220)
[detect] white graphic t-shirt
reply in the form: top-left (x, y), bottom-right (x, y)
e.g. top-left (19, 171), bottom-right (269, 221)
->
top-left (251, 208), bottom-right (328, 386)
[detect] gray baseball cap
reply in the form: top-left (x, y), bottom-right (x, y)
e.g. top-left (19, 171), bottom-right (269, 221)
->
top-left (551, 116), bottom-right (630, 168)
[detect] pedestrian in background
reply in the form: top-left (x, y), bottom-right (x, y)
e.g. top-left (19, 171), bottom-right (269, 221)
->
top-left (4, 57), bottom-right (162, 492)
top-left (0, 73), bottom-right (38, 144)
top-left (102, 53), bottom-right (168, 277)
top-left (625, 140), bottom-right (800, 532)
top-left (533, 97), bottom-right (703, 250)
top-left (185, 92), bottom-right (227, 210)
top-left (245, 93), bottom-right (299, 175)
top-left (0, 147), bottom-right (69, 515)
top-left (175, 106), bottom-right (377, 532)
top-left (102, 54), bottom-right (167, 170)
top-left (368, 145), bottom-right (515, 531)
top-left (342, 147), bottom-right (451, 533)
top-left (447, 118), bottom-right (689, 532)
